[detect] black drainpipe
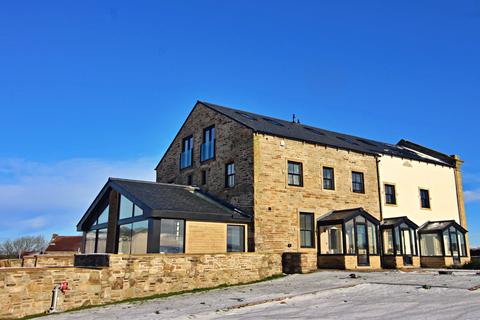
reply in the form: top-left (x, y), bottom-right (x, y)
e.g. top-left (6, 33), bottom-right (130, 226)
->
top-left (375, 156), bottom-right (384, 266)
top-left (375, 156), bottom-right (383, 221)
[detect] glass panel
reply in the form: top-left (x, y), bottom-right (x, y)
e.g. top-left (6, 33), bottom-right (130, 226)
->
top-left (118, 224), bottom-right (132, 254)
top-left (84, 231), bottom-right (96, 254)
top-left (394, 227), bottom-right (402, 255)
top-left (96, 228), bottom-right (107, 253)
top-left (402, 229), bottom-right (412, 255)
top-left (385, 184), bottom-right (396, 204)
top-left (323, 167), bottom-right (334, 190)
top-left (119, 195), bottom-right (134, 220)
top-left (319, 224), bottom-right (343, 254)
top-left (97, 205), bottom-right (109, 224)
top-left (411, 229), bottom-right (417, 255)
top-left (131, 220), bottom-right (148, 254)
top-left (356, 224), bottom-right (367, 253)
top-left (160, 219), bottom-right (185, 253)
top-left (352, 172), bottom-right (364, 193)
top-left (443, 230), bottom-right (451, 256)
top-left (227, 225), bottom-right (245, 252)
top-left (420, 234), bottom-right (442, 256)
top-left (355, 216), bottom-right (366, 224)
top-left (133, 205), bottom-right (143, 217)
top-left (459, 232), bottom-right (466, 256)
top-left (300, 213), bottom-right (314, 248)
top-left (449, 230), bottom-right (459, 258)
top-left (345, 220), bottom-right (355, 254)
top-left (367, 222), bottom-right (377, 254)
top-left (383, 229), bottom-right (394, 255)
top-left (180, 149), bottom-right (192, 169)
top-left (420, 189), bottom-right (430, 208)
top-left (356, 223), bottom-right (369, 265)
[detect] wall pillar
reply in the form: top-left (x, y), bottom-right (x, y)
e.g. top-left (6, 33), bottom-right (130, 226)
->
top-left (452, 155), bottom-right (471, 258)
top-left (106, 189), bottom-right (119, 253)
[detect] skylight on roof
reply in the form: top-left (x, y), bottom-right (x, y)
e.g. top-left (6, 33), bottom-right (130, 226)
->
top-left (304, 127), bottom-right (325, 136)
top-left (236, 111), bottom-right (257, 120)
top-left (355, 138), bottom-right (376, 147)
top-left (336, 136), bottom-right (359, 146)
top-left (262, 118), bottom-right (284, 126)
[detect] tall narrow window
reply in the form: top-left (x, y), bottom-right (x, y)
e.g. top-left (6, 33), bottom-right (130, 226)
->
top-left (323, 167), bottom-right (335, 190)
top-left (299, 213), bottom-right (314, 248)
top-left (187, 174), bottom-right (193, 185)
top-left (288, 161), bottom-right (303, 186)
top-left (201, 126), bottom-right (215, 161)
top-left (352, 172), bottom-right (365, 193)
top-left (159, 219), bottom-right (185, 253)
top-left (420, 189), bottom-right (430, 208)
top-left (180, 136), bottom-right (193, 169)
top-left (226, 163), bottom-right (235, 188)
top-left (201, 170), bottom-right (207, 185)
top-left (385, 184), bottom-right (396, 205)
top-left (227, 225), bottom-right (245, 252)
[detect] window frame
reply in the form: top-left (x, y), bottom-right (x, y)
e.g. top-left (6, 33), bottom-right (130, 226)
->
top-left (118, 195), bottom-right (143, 221)
top-left (159, 218), bottom-right (186, 254)
top-left (180, 135), bottom-right (194, 169)
top-left (227, 224), bottom-right (246, 252)
top-left (225, 162), bottom-right (235, 188)
top-left (299, 212), bottom-right (315, 248)
top-left (288, 161), bottom-right (304, 187)
top-left (384, 184), bottom-right (397, 205)
top-left (419, 188), bottom-right (431, 209)
top-left (322, 167), bottom-right (335, 190)
top-left (352, 171), bottom-right (365, 194)
top-left (201, 125), bottom-right (216, 162)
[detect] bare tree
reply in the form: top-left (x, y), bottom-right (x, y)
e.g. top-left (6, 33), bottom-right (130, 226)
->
top-left (0, 236), bottom-right (48, 258)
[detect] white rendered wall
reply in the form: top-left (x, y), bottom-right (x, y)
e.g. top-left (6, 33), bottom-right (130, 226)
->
top-left (378, 156), bottom-right (460, 227)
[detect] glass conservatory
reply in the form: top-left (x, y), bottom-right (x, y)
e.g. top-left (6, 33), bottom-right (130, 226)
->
top-left (418, 220), bottom-right (468, 267)
top-left (380, 217), bottom-right (419, 268)
top-left (317, 208), bottom-right (381, 269)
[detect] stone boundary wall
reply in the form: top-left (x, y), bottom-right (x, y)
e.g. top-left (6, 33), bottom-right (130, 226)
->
top-left (0, 253), bottom-right (282, 319)
top-left (0, 255), bottom-right (75, 269)
top-left (0, 259), bottom-right (22, 268)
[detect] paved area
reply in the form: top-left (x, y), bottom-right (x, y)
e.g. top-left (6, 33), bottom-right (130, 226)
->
top-left (42, 270), bottom-right (480, 319)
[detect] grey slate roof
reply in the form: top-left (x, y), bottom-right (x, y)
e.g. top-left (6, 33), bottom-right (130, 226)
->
top-left (381, 216), bottom-right (419, 229)
top-left (317, 208), bottom-right (380, 224)
top-left (199, 101), bottom-right (455, 167)
top-left (418, 220), bottom-right (467, 233)
top-left (77, 178), bottom-right (251, 231)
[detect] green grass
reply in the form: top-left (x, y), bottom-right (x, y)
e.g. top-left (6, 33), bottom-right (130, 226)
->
top-left (19, 273), bottom-right (285, 319)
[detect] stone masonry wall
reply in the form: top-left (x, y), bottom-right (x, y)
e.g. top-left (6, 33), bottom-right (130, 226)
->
top-left (0, 253), bottom-right (281, 319)
top-left (155, 103), bottom-right (254, 215)
top-left (253, 133), bottom-right (381, 253)
top-left (0, 255), bottom-right (75, 268)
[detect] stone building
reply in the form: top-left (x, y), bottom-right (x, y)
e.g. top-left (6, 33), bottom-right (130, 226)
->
top-left (155, 101), bottom-right (470, 270)
top-left (78, 100), bottom-right (470, 270)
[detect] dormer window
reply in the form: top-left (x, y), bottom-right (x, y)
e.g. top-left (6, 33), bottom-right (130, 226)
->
top-left (201, 126), bottom-right (215, 161)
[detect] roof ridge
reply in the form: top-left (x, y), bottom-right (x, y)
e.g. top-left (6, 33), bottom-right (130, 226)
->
top-left (109, 177), bottom-right (198, 190)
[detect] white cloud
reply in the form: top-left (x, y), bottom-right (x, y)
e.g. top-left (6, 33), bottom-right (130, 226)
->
top-left (465, 189), bottom-right (480, 203)
top-left (0, 157), bottom-right (157, 240)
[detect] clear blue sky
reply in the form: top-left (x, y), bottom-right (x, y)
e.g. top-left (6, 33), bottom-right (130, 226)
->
top-left (0, 1), bottom-right (479, 245)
